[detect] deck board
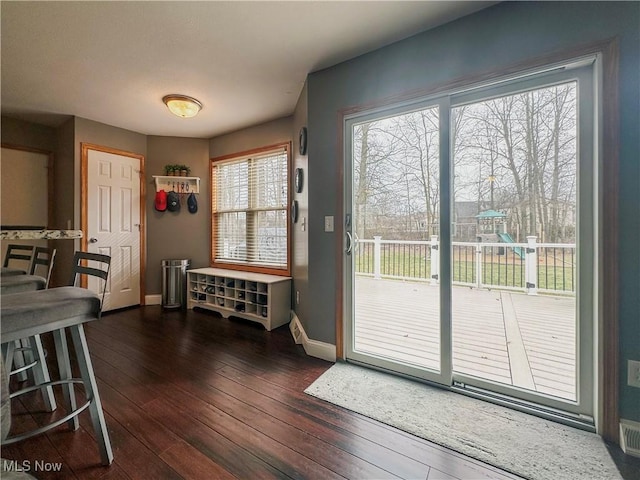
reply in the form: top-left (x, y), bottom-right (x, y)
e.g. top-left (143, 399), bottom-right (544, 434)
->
top-left (353, 276), bottom-right (576, 400)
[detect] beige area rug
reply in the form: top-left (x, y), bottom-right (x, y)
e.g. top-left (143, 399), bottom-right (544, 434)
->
top-left (305, 362), bottom-right (623, 480)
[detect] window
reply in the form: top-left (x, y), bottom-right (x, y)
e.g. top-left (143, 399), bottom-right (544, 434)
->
top-left (211, 143), bottom-right (290, 275)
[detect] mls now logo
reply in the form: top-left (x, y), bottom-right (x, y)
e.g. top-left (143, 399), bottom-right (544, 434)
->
top-left (1, 459), bottom-right (63, 472)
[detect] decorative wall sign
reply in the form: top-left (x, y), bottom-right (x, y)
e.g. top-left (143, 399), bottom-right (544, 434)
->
top-left (294, 167), bottom-right (304, 193)
top-left (299, 127), bottom-right (308, 155)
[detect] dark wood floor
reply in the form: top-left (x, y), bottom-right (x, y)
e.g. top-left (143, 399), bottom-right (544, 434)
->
top-left (3, 306), bottom-right (532, 479)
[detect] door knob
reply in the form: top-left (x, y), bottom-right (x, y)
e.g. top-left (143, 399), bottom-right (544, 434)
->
top-left (89, 237), bottom-right (98, 243)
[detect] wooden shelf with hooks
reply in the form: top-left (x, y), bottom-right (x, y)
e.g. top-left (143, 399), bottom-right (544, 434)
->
top-left (153, 175), bottom-right (200, 194)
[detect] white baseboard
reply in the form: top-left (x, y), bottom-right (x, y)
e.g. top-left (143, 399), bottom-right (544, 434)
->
top-left (145, 294), bottom-right (162, 305)
top-left (289, 312), bottom-right (336, 363)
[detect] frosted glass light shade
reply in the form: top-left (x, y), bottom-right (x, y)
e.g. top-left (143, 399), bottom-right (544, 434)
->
top-left (163, 95), bottom-right (202, 118)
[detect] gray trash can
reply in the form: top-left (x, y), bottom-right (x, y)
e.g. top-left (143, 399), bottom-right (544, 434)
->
top-left (161, 259), bottom-right (190, 309)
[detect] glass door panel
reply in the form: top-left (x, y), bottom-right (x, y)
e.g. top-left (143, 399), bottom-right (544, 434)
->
top-left (450, 69), bottom-right (593, 416)
top-left (345, 104), bottom-right (449, 383)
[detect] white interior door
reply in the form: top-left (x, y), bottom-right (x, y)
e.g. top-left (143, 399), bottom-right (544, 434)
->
top-left (87, 149), bottom-right (141, 311)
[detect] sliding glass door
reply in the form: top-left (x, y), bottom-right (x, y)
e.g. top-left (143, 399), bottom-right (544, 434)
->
top-left (344, 99), bottom-right (452, 385)
top-left (344, 61), bottom-right (596, 420)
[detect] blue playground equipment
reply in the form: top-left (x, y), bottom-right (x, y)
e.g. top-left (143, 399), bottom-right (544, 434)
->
top-left (497, 232), bottom-right (524, 259)
top-left (476, 210), bottom-right (524, 259)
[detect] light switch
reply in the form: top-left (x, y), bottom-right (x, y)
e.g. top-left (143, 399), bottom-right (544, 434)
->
top-left (629, 360), bottom-right (640, 388)
top-left (324, 216), bottom-right (334, 232)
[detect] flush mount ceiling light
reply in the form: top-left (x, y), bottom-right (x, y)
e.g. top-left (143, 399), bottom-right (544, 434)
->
top-left (162, 94), bottom-right (202, 118)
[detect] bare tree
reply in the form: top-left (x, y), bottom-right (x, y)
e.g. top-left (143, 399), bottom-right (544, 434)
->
top-left (352, 81), bottom-right (577, 243)
top-left (452, 82), bottom-right (577, 242)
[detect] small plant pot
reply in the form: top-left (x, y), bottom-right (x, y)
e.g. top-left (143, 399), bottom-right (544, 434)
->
top-left (180, 170), bottom-right (188, 176)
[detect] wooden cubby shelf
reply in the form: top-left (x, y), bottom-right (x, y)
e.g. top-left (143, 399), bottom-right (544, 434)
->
top-left (187, 267), bottom-right (291, 331)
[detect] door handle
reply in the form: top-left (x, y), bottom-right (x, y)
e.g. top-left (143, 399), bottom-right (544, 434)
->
top-left (345, 231), bottom-right (353, 255)
top-left (89, 237), bottom-right (98, 243)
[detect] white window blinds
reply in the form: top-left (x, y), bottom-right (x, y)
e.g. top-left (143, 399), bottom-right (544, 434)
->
top-left (212, 145), bottom-right (289, 270)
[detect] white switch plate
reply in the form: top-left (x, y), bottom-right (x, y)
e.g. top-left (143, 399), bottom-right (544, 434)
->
top-left (324, 216), bottom-right (334, 232)
top-left (628, 360), bottom-right (640, 388)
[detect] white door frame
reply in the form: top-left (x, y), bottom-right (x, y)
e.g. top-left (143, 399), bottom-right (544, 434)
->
top-left (343, 96), bottom-right (453, 387)
top-left (81, 143), bottom-right (146, 305)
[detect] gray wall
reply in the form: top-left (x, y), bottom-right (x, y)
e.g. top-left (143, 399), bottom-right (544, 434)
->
top-left (1, 116), bottom-right (70, 286)
top-left (209, 116), bottom-right (292, 158)
top-left (307, 1), bottom-right (639, 421)
top-left (51, 118), bottom-right (75, 286)
top-left (67, 118), bottom-right (148, 288)
top-left (1, 116), bottom-right (148, 285)
top-left (292, 82), bottom-right (310, 328)
top-left (1, 116), bottom-right (56, 151)
top-left (146, 136), bottom-right (210, 294)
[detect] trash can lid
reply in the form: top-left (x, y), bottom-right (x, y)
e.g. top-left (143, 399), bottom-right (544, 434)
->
top-left (161, 259), bottom-right (191, 266)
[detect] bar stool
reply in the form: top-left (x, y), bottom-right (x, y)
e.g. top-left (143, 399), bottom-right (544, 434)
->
top-left (1, 247), bottom-right (57, 409)
top-left (0, 252), bottom-right (113, 466)
top-left (1, 244), bottom-right (35, 277)
top-left (29, 246), bottom-right (56, 285)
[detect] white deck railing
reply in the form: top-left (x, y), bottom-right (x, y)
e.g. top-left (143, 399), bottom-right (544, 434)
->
top-left (354, 236), bottom-right (576, 295)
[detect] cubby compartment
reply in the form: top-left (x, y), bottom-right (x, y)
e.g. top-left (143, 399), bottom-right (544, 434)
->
top-left (186, 268), bottom-right (292, 331)
top-left (246, 303), bottom-right (257, 315)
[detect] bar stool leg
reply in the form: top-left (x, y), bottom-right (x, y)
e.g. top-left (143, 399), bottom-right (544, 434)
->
top-left (1, 343), bottom-right (14, 374)
top-left (70, 324), bottom-right (113, 466)
top-left (53, 329), bottom-right (79, 431)
top-left (30, 335), bottom-right (57, 412)
top-left (12, 340), bottom-right (28, 382)
top-left (1, 337), bottom-right (56, 411)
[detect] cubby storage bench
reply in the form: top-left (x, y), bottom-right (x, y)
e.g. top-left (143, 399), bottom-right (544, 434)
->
top-left (187, 268), bottom-right (292, 331)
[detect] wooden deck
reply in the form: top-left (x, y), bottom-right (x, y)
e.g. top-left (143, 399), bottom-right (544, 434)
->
top-left (353, 276), bottom-right (576, 400)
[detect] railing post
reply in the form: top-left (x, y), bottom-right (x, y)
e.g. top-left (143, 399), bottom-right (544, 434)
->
top-left (373, 236), bottom-right (382, 280)
top-left (525, 236), bottom-right (538, 295)
top-left (476, 241), bottom-right (482, 289)
top-left (430, 235), bottom-right (439, 285)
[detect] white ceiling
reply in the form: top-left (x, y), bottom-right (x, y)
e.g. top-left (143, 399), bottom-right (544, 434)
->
top-left (1, 1), bottom-right (494, 139)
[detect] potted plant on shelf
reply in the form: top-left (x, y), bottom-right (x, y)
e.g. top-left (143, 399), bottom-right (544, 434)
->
top-left (177, 165), bottom-right (191, 177)
top-left (164, 164), bottom-right (177, 176)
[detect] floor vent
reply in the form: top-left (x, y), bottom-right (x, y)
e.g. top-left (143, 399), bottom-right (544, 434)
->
top-left (620, 419), bottom-right (640, 458)
top-left (289, 314), bottom-right (303, 345)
